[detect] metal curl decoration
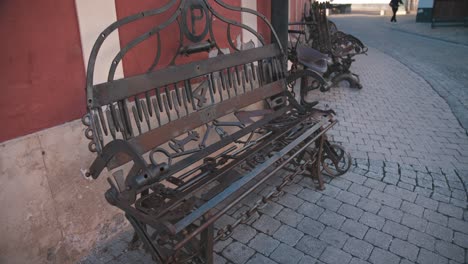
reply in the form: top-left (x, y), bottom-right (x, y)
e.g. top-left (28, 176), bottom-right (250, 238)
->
top-left (84, 0), bottom-right (285, 157)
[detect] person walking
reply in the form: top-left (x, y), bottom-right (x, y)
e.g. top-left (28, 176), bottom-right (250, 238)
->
top-left (390, 0), bottom-right (403, 22)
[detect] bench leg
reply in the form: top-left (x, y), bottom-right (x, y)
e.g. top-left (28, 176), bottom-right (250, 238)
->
top-left (315, 134), bottom-right (326, 190)
top-left (201, 214), bottom-right (214, 264)
top-left (125, 214), bottom-right (165, 263)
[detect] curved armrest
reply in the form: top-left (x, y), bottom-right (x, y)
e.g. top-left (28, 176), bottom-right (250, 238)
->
top-left (88, 139), bottom-right (149, 179)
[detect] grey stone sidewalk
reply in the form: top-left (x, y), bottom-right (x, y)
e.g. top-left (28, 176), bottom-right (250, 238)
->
top-left (389, 15), bottom-right (468, 47)
top-left (80, 48), bottom-right (468, 264)
top-left (331, 14), bottom-right (468, 132)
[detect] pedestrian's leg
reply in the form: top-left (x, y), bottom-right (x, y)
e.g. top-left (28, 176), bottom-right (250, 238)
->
top-left (392, 7), bottom-right (398, 22)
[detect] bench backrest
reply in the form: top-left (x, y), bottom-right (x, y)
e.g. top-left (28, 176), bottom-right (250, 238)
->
top-left (82, 0), bottom-right (287, 170)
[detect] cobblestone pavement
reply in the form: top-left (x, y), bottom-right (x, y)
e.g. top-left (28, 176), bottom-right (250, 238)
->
top-left (331, 14), bottom-right (468, 131)
top-left (388, 15), bottom-right (468, 46)
top-left (80, 45), bottom-right (468, 264)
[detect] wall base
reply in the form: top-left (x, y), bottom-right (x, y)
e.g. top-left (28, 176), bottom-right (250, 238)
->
top-left (416, 8), bottom-right (433, 22)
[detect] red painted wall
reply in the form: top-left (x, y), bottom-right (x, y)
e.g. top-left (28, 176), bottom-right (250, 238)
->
top-left (0, 0), bottom-right (86, 143)
top-left (115, 0), bottom-right (246, 77)
top-left (0, 0), bottom-right (274, 143)
top-left (257, 0), bottom-right (272, 44)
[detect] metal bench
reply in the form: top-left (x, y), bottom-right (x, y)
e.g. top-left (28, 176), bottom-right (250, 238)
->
top-left (82, 1), bottom-right (341, 263)
top-left (289, 1), bottom-right (367, 90)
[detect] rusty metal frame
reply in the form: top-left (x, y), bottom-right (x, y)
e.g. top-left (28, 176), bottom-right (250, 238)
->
top-left (82, 1), bottom-right (349, 263)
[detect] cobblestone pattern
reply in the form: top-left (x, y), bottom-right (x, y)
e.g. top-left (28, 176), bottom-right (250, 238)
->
top-left (331, 15), bottom-right (468, 131)
top-left (79, 48), bottom-right (468, 264)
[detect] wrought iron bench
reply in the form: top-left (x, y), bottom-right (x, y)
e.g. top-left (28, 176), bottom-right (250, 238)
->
top-left (82, 1), bottom-right (341, 263)
top-left (289, 1), bottom-right (367, 90)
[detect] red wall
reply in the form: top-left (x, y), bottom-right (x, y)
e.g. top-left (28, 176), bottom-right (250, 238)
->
top-left (115, 0), bottom-right (251, 77)
top-left (0, 0), bottom-right (86, 142)
top-left (257, 0), bottom-right (272, 44)
top-left (0, 0), bottom-right (273, 143)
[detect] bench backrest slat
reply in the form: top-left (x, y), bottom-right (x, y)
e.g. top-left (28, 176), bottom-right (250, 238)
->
top-left (92, 45), bottom-right (281, 107)
top-left (83, 0), bottom-right (288, 170)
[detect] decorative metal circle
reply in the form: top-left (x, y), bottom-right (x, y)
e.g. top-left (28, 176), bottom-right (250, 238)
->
top-left (181, 0), bottom-right (210, 43)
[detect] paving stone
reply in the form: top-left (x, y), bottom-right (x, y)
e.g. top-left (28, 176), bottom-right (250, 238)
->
top-left (368, 190), bottom-right (402, 209)
top-left (438, 203), bottom-right (464, 219)
top-left (295, 235), bottom-right (327, 258)
top-left (451, 189), bottom-right (467, 201)
top-left (214, 238), bottom-right (233, 253)
top-left (283, 183), bottom-right (304, 195)
top-left (400, 176), bottom-right (417, 186)
top-left (356, 198), bottom-right (381, 214)
top-left (383, 175), bottom-right (399, 185)
top-left (338, 204), bottom-right (364, 220)
top-left (297, 202), bottom-right (325, 220)
top-left (248, 233), bottom-right (280, 256)
top-left (297, 217), bottom-right (326, 238)
top-left (382, 221), bottom-right (410, 240)
top-left (321, 185), bottom-right (343, 198)
top-left (426, 222), bottom-right (454, 242)
top-left (399, 259), bottom-right (414, 264)
top-left (232, 224), bottom-right (257, 244)
top-left (222, 241), bottom-right (255, 264)
top-left (453, 232), bottom-right (468, 249)
top-left (417, 179), bottom-right (433, 189)
top-left (417, 248), bottom-right (449, 264)
top-left (414, 186), bottom-right (433, 197)
top-left (340, 219), bottom-right (369, 239)
top-left (259, 202), bottom-right (284, 217)
top-left (277, 193), bottom-right (304, 210)
top-left (319, 246), bottom-right (352, 264)
top-left (275, 208), bottom-right (304, 227)
top-left (329, 178), bottom-right (352, 190)
top-left (368, 247), bottom-right (400, 264)
top-left (349, 183), bottom-right (371, 197)
top-left (346, 173), bottom-right (367, 184)
top-left (449, 198), bottom-right (467, 209)
top-left (319, 226), bottom-right (349, 248)
top-left (384, 185), bottom-right (417, 202)
top-left (364, 179), bottom-right (386, 192)
top-left (297, 189), bottom-right (323, 203)
top-left (316, 196), bottom-right (343, 212)
top-left (398, 180), bottom-right (416, 190)
top-left (435, 240), bottom-right (465, 263)
top-left (408, 229), bottom-right (435, 251)
top-left (389, 238), bottom-right (419, 261)
top-left (364, 228), bottom-right (392, 249)
top-left (400, 201), bottom-right (425, 217)
top-left (359, 212), bottom-right (386, 230)
top-left (432, 191), bottom-right (451, 203)
top-left (378, 206), bottom-right (404, 222)
top-left (448, 217), bottom-right (468, 234)
top-left (253, 215), bottom-right (282, 235)
top-left (342, 237), bottom-right (373, 260)
top-left (415, 195), bottom-right (439, 210)
top-left (245, 253), bottom-right (277, 264)
top-left (349, 258), bottom-right (371, 264)
top-left (216, 214), bottom-right (236, 229)
top-left (401, 213), bottom-right (428, 232)
top-left (270, 243), bottom-right (304, 264)
top-left (424, 209), bottom-right (449, 226)
top-left (318, 210), bottom-right (346, 229)
top-left (273, 225), bottom-right (304, 246)
top-left (214, 253), bottom-right (228, 264)
top-left (366, 171), bottom-right (384, 180)
top-left (298, 255), bottom-right (320, 264)
top-left (336, 191), bottom-right (361, 206)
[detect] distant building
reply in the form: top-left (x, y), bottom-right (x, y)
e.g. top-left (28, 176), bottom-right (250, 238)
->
top-left (416, 0), bottom-right (468, 25)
